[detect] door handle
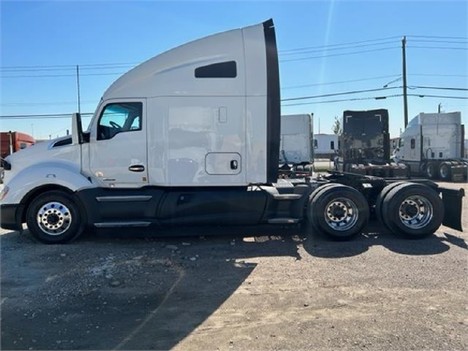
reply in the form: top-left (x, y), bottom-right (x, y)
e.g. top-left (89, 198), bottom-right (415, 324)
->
top-left (129, 165), bottom-right (145, 172)
top-left (230, 160), bottom-right (238, 170)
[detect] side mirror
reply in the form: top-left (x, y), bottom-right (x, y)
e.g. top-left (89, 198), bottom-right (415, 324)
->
top-left (72, 113), bottom-right (84, 144)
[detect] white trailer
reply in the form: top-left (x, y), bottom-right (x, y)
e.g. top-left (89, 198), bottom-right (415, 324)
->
top-left (393, 112), bottom-right (467, 181)
top-left (279, 114), bottom-right (314, 177)
top-left (0, 20), bottom-right (463, 244)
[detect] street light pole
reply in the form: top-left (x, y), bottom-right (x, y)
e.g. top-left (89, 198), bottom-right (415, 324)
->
top-left (402, 36), bottom-right (408, 128)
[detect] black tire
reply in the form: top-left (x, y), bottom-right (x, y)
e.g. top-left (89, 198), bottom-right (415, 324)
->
top-left (419, 163), bottom-right (426, 177)
top-left (382, 183), bottom-right (444, 239)
top-left (307, 183), bottom-right (340, 232)
top-left (374, 181), bottom-right (407, 228)
top-left (426, 162), bottom-right (437, 179)
top-left (308, 185), bottom-right (369, 240)
top-left (26, 190), bottom-right (85, 244)
top-left (438, 162), bottom-right (452, 181)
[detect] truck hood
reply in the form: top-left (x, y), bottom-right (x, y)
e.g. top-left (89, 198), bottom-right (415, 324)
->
top-left (3, 136), bottom-right (77, 183)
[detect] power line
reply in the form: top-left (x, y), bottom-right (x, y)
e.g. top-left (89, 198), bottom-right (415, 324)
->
top-left (406, 35), bottom-right (468, 40)
top-left (279, 36), bottom-right (401, 53)
top-left (409, 39), bottom-right (468, 44)
top-left (1, 34), bottom-right (465, 73)
top-left (282, 94), bottom-right (404, 106)
top-left (1, 101), bottom-right (95, 106)
top-left (407, 45), bottom-right (468, 50)
top-left (280, 40), bottom-right (399, 56)
top-left (3, 84), bottom-right (465, 109)
top-left (282, 74), bottom-right (401, 89)
top-left (281, 87), bottom-right (400, 102)
top-left (0, 113), bottom-right (93, 119)
top-left (0, 62), bottom-right (137, 72)
top-left (409, 73), bottom-right (468, 77)
top-left (409, 85), bottom-right (468, 91)
top-left (1, 91), bottom-right (466, 119)
top-left (407, 93), bottom-right (468, 99)
top-left (280, 47), bottom-right (399, 62)
top-left (1, 72), bottom-right (126, 78)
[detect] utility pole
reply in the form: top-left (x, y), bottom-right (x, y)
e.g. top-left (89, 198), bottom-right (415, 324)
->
top-left (76, 65), bottom-right (81, 113)
top-left (402, 36), bottom-right (408, 128)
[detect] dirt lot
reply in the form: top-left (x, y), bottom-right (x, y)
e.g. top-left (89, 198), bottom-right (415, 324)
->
top-left (1, 182), bottom-right (467, 350)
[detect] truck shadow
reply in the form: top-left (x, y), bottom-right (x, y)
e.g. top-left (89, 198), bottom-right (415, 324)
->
top-left (1, 224), bottom-right (465, 350)
top-left (301, 220), bottom-right (462, 259)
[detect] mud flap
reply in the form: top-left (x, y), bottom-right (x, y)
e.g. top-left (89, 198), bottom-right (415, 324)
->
top-left (440, 187), bottom-right (464, 231)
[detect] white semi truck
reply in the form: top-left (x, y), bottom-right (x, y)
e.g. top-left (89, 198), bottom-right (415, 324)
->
top-left (313, 134), bottom-right (338, 159)
top-left (0, 20), bottom-right (464, 244)
top-left (393, 112), bottom-right (467, 181)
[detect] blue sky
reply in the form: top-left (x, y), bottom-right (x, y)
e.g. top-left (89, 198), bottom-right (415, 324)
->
top-left (1, 0), bottom-right (467, 140)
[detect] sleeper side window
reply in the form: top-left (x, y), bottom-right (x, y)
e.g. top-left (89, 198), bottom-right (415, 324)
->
top-left (195, 61), bottom-right (237, 78)
top-left (97, 102), bottom-right (142, 141)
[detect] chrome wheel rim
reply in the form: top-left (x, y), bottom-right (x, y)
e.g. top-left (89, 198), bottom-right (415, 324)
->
top-left (398, 195), bottom-right (433, 229)
top-left (324, 198), bottom-right (359, 231)
top-left (37, 202), bottom-right (72, 235)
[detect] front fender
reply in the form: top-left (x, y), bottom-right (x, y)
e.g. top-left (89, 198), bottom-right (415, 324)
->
top-left (1, 160), bottom-right (94, 205)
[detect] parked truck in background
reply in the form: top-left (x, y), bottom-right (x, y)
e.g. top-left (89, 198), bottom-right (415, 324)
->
top-left (279, 114), bottom-right (314, 178)
top-left (392, 112), bottom-right (467, 182)
top-left (0, 131), bottom-right (35, 182)
top-left (0, 20), bottom-right (463, 244)
top-left (335, 109), bottom-right (408, 177)
top-left (313, 133), bottom-right (338, 159)
top-left (1, 131), bottom-right (35, 160)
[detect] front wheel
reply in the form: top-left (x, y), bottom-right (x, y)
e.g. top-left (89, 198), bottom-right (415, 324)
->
top-left (26, 190), bottom-right (85, 244)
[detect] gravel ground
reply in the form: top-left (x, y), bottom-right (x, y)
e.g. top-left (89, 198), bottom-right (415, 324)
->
top-left (1, 181), bottom-right (467, 350)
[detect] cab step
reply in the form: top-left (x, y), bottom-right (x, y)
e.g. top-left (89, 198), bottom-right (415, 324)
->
top-left (267, 218), bottom-right (300, 224)
top-left (271, 193), bottom-right (302, 200)
top-left (94, 221), bottom-right (151, 228)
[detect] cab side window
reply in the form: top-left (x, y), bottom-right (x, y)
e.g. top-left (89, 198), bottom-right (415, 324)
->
top-left (97, 102), bottom-right (142, 140)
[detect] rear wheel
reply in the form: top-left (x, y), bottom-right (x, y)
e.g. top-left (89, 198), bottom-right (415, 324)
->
top-left (426, 162), bottom-right (437, 179)
top-left (308, 184), bottom-right (369, 240)
top-left (374, 181), bottom-right (407, 227)
top-left (382, 183), bottom-right (443, 239)
top-left (307, 183), bottom-right (339, 232)
top-left (439, 162), bottom-right (451, 181)
top-left (26, 190), bottom-right (85, 244)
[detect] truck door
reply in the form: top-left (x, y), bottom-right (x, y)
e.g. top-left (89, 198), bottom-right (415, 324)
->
top-left (88, 100), bottom-right (148, 187)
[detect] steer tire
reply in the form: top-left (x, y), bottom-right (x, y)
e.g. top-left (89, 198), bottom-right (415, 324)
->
top-left (26, 190), bottom-right (85, 244)
top-left (382, 183), bottom-right (444, 239)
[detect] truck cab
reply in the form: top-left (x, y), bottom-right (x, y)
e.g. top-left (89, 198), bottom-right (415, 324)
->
top-left (0, 20), bottom-right (287, 243)
top-left (393, 112), bottom-right (467, 181)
